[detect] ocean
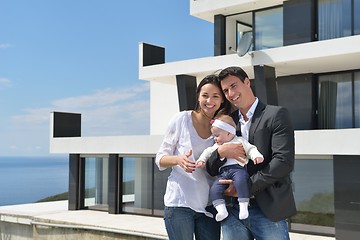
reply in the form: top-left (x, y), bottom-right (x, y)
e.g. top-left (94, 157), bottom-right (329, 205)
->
top-left (0, 155), bottom-right (68, 206)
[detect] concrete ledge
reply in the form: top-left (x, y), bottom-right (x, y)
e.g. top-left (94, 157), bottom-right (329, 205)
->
top-left (0, 201), bottom-right (334, 240)
top-left (0, 201), bottom-right (166, 240)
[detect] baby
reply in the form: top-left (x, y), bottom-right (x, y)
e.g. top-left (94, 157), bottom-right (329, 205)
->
top-left (196, 114), bottom-right (263, 221)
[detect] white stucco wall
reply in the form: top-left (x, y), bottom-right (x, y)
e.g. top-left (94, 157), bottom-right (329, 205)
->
top-left (150, 80), bottom-right (179, 135)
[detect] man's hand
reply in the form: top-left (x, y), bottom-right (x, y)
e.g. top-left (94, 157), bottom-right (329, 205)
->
top-left (218, 143), bottom-right (246, 164)
top-left (219, 179), bottom-right (237, 197)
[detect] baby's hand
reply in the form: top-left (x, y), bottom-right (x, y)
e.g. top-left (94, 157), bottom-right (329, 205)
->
top-left (254, 157), bottom-right (264, 165)
top-left (196, 161), bottom-right (205, 168)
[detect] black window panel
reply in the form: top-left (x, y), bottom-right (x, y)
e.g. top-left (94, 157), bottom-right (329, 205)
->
top-left (333, 155), bottom-right (360, 240)
top-left (276, 74), bottom-right (315, 130)
top-left (214, 14), bottom-right (226, 56)
top-left (283, 0), bottom-right (316, 45)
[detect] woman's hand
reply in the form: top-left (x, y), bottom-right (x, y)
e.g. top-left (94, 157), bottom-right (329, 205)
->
top-left (218, 143), bottom-right (246, 164)
top-left (178, 150), bottom-right (196, 173)
top-left (219, 179), bottom-right (237, 197)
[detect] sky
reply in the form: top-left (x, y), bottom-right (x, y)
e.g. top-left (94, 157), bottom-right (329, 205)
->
top-left (0, 0), bottom-right (213, 156)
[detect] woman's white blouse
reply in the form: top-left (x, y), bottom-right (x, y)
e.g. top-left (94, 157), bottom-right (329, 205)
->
top-left (156, 111), bottom-right (215, 215)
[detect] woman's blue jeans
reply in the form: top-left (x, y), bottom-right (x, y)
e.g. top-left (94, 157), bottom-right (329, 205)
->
top-left (222, 204), bottom-right (290, 240)
top-left (164, 206), bottom-right (220, 240)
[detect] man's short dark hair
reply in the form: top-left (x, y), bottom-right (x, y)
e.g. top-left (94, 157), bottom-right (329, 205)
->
top-left (218, 66), bottom-right (248, 83)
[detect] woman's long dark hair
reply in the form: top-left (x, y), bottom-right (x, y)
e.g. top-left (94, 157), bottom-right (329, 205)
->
top-left (193, 74), bottom-right (233, 117)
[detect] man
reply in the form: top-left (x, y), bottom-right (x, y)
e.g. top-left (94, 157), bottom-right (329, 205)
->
top-left (206, 66), bottom-right (296, 240)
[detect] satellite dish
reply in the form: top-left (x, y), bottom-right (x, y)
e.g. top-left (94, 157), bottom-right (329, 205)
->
top-left (237, 31), bottom-right (253, 57)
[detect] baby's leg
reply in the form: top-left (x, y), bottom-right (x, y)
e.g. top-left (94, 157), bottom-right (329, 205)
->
top-left (232, 167), bottom-right (250, 220)
top-left (214, 202), bottom-right (228, 222)
top-left (211, 178), bottom-right (229, 222)
top-left (238, 201), bottom-right (249, 219)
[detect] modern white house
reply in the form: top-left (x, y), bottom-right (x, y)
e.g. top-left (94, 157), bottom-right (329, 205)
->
top-left (49, 1), bottom-right (360, 239)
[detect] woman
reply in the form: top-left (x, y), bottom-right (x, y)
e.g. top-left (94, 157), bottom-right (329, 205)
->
top-left (156, 74), bottom-right (232, 240)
